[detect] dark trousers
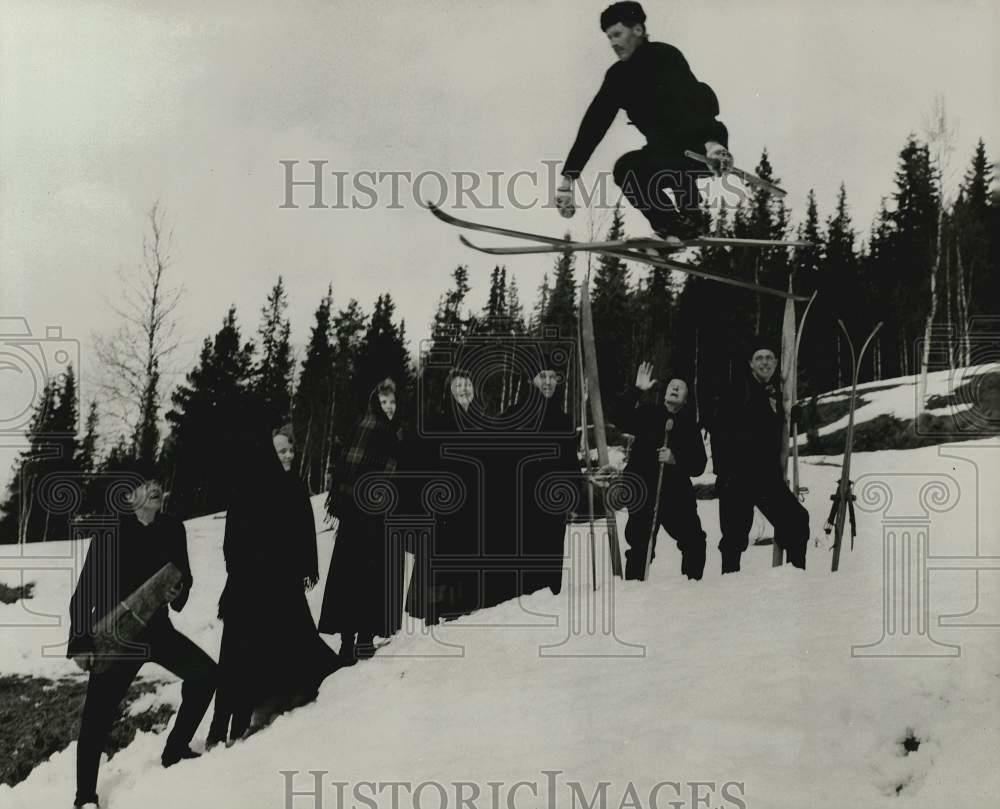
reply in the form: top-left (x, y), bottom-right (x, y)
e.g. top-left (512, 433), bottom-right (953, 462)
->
top-left (717, 476), bottom-right (809, 572)
top-left (623, 472), bottom-right (707, 580)
top-left (612, 148), bottom-right (711, 235)
top-left (76, 623), bottom-right (216, 806)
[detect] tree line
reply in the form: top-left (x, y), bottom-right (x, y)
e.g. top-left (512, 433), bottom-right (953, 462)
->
top-left (0, 131), bottom-right (993, 541)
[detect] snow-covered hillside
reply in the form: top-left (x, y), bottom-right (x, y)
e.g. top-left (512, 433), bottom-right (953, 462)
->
top-left (3, 428), bottom-right (999, 809)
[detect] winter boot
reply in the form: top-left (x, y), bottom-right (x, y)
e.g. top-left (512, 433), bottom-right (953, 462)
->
top-left (162, 745), bottom-right (201, 768)
top-left (356, 634), bottom-right (376, 660)
top-left (339, 632), bottom-right (358, 666)
top-left (720, 551), bottom-right (742, 575)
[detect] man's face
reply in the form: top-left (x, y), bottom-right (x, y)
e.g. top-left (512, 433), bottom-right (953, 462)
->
top-left (750, 349), bottom-right (778, 384)
top-left (662, 378), bottom-right (689, 411)
top-left (450, 375), bottom-right (474, 409)
top-left (379, 392), bottom-right (397, 421)
top-left (272, 434), bottom-right (295, 471)
top-left (131, 481), bottom-right (163, 514)
top-left (604, 22), bottom-right (645, 61)
top-left (534, 370), bottom-right (559, 399)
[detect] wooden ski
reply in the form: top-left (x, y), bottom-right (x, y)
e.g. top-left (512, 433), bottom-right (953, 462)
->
top-left (579, 268), bottom-right (624, 578)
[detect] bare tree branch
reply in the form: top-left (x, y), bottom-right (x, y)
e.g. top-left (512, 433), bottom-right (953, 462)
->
top-left (91, 202), bottom-right (185, 458)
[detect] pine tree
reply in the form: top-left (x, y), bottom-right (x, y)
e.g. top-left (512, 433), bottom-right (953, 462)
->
top-left (543, 237), bottom-right (577, 340)
top-left (292, 287), bottom-right (337, 493)
top-left (329, 299), bottom-right (368, 465)
top-left (165, 306), bottom-right (257, 518)
top-left (354, 294), bottom-right (411, 414)
top-left (529, 272), bottom-right (551, 333)
top-left (592, 203), bottom-right (632, 400)
top-left (0, 375), bottom-right (72, 542)
top-left (432, 266), bottom-right (473, 343)
top-left (811, 184), bottom-right (862, 391)
top-left (954, 139), bottom-right (993, 321)
top-left (75, 401), bottom-right (102, 517)
top-left (507, 274), bottom-right (526, 334)
top-left (254, 276), bottom-right (294, 426)
top-left (885, 135), bottom-right (940, 376)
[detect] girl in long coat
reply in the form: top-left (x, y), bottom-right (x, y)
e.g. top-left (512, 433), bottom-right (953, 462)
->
top-left (319, 379), bottom-right (405, 662)
top-left (208, 425), bottom-right (339, 745)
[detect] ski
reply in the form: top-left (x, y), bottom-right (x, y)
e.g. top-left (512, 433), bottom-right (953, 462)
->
top-left (458, 233), bottom-right (813, 255)
top-left (579, 268), bottom-right (624, 579)
top-left (775, 288), bottom-right (818, 566)
top-left (827, 320), bottom-right (883, 572)
top-left (684, 150), bottom-right (789, 199)
top-left (428, 204), bottom-right (810, 302)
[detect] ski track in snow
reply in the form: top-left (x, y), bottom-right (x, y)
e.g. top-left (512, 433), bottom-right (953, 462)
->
top-left (2, 379), bottom-right (999, 808)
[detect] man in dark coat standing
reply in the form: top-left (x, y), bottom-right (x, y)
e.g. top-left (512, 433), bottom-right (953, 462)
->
top-left (68, 470), bottom-right (216, 809)
top-left (500, 348), bottom-right (579, 598)
top-left (619, 363), bottom-right (708, 580)
top-left (555, 1), bottom-right (733, 241)
top-left (711, 338), bottom-right (810, 573)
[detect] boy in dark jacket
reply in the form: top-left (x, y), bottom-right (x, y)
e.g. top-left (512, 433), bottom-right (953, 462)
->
top-left (620, 362), bottom-right (707, 580)
top-left (68, 472), bottom-right (216, 809)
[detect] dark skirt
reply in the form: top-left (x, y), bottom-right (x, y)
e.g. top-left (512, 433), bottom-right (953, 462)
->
top-left (319, 508), bottom-right (404, 637)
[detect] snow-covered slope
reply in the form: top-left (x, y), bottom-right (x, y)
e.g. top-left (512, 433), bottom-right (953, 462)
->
top-left (3, 432), bottom-right (999, 809)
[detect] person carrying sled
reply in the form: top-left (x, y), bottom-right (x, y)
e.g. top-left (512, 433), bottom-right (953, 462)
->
top-left (555, 1), bottom-right (733, 242)
top-left (68, 468), bottom-right (216, 809)
top-left (619, 363), bottom-right (708, 580)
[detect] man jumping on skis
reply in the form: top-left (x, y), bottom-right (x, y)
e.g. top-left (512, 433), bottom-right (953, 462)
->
top-left (555, 1), bottom-right (733, 242)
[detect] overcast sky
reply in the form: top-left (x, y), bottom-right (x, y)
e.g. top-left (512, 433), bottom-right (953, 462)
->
top-left (1, 0), bottom-right (998, 473)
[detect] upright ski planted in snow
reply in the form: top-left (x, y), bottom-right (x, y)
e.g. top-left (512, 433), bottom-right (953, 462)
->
top-left (579, 268), bottom-right (624, 579)
top-left (826, 320), bottom-right (883, 572)
top-left (775, 288), bottom-right (819, 566)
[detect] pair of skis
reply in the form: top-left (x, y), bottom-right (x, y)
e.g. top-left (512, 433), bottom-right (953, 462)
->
top-left (826, 321), bottom-right (883, 572)
top-left (428, 204), bottom-right (812, 302)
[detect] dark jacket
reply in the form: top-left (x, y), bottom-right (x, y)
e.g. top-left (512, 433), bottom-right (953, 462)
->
top-left (711, 373), bottom-right (785, 482)
top-left (619, 387), bottom-right (707, 482)
top-left (563, 39), bottom-right (728, 178)
top-left (217, 435), bottom-right (335, 704)
top-left (67, 513), bottom-right (192, 657)
top-left (220, 443), bottom-right (318, 620)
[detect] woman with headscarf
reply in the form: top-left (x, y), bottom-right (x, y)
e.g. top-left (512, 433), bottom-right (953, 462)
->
top-left (405, 366), bottom-right (490, 624)
top-left (207, 424), bottom-right (339, 746)
top-left (319, 379), bottom-right (405, 663)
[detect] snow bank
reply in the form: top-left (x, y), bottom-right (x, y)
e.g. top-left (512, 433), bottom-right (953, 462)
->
top-left (2, 436), bottom-right (999, 809)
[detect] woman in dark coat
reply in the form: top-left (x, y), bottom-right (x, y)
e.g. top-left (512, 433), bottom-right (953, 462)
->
top-left (405, 367), bottom-right (491, 624)
top-left (207, 424), bottom-right (339, 745)
top-left (319, 379), bottom-right (405, 662)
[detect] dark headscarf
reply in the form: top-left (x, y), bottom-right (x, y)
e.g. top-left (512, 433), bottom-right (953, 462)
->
top-left (333, 382), bottom-right (402, 512)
